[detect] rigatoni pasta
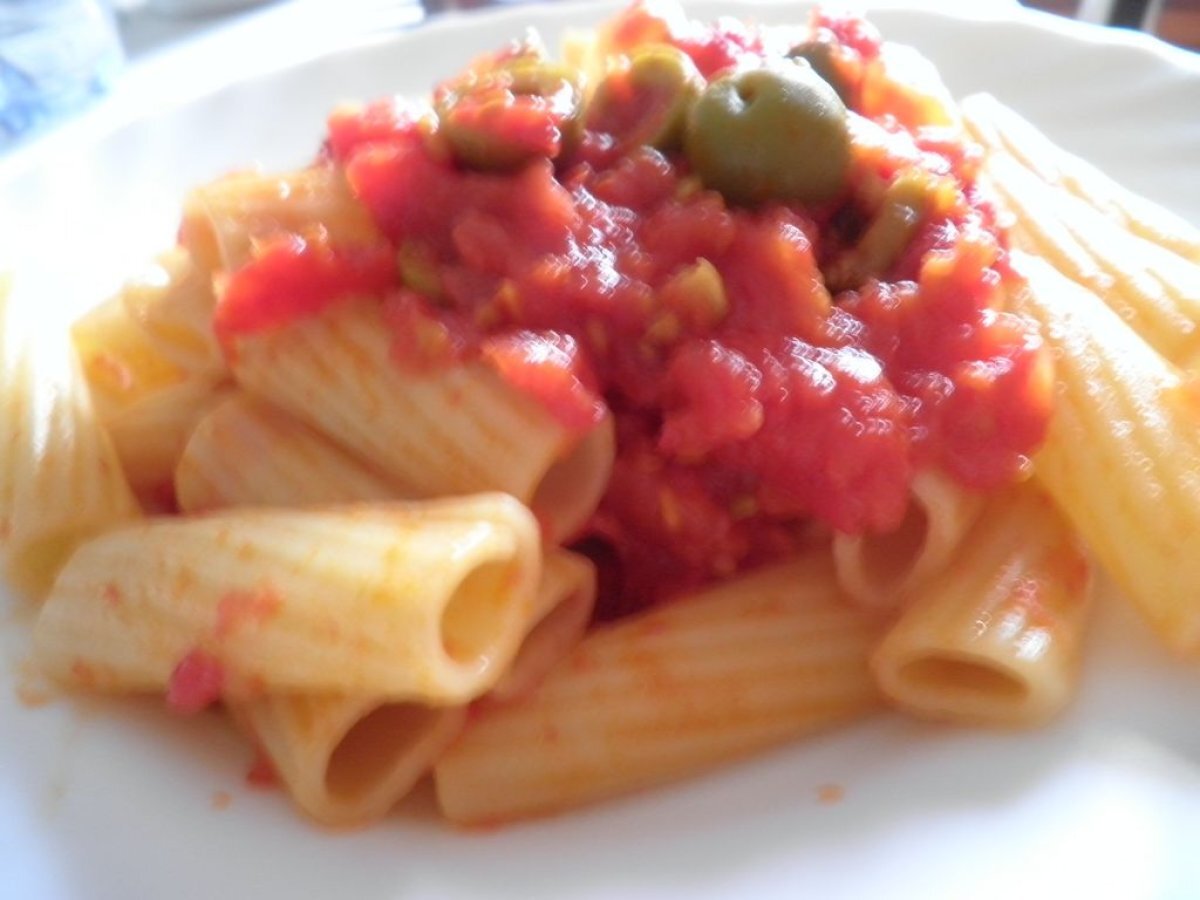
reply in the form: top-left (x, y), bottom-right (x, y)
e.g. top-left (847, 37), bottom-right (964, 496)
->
top-left (175, 391), bottom-right (402, 512)
top-left (178, 166), bottom-right (384, 273)
top-left (961, 92), bottom-right (1200, 264)
top-left (70, 248), bottom-right (229, 503)
top-left (229, 695), bottom-right (467, 828)
top-left (35, 495), bottom-right (541, 702)
top-left (105, 379), bottom-right (235, 506)
top-left (1010, 253), bottom-right (1200, 654)
top-left (70, 288), bottom-right (190, 419)
top-left (6, 0), bottom-right (1200, 832)
top-left (0, 282), bottom-right (140, 599)
top-left (227, 549), bottom-right (594, 827)
top-left (981, 151), bottom-right (1200, 366)
top-left (227, 298), bottom-right (615, 544)
top-left (116, 247), bottom-right (226, 379)
top-left (832, 471), bottom-right (985, 615)
top-left (71, 249), bottom-right (225, 414)
top-left (491, 548), bottom-right (597, 701)
top-left (434, 554), bottom-right (882, 825)
top-left (871, 484), bottom-right (1092, 727)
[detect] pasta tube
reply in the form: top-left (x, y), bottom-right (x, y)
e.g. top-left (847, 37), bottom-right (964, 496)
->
top-left (179, 166), bottom-right (382, 273)
top-left (230, 696), bottom-right (467, 829)
top-left (983, 152), bottom-right (1200, 367)
top-left (491, 549), bottom-right (596, 701)
top-left (833, 471), bottom-right (985, 615)
top-left (175, 392), bottom-right (401, 512)
top-left (871, 484), bottom-right (1093, 727)
top-left (1012, 252), bottom-right (1200, 654)
top-left (434, 553), bottom-right (881, 824)
top-left (1049, 186), bottom-right (1200, 370)
top-left (228, 299), bottom-right (614, 543)
top-left (962, 92), bottom-right (1200, 263)
top-left (1, 283), bottom-right (140, 599)
top-left (226, 550), bottom-right (593, 826)
top-left (72, 249), bottom-right (224, 396)
top-left (71, 287), bottom-right (190, 420)
top-left (71, 250), bottom-right (229, 502)
top-left (106, 379), bottom-right (234, 506)
top-left (117, 247), bottom-right (225, 379)
top-left (34, 495), bottom-right (541, 702)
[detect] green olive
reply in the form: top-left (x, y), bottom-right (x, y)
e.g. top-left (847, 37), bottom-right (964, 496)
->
top-left (398, 241), bottom-right (444, 301)
top-left (436, 60), bottom-right (582, 170)
top-left (585, 44), bottom-right (703, 151)
top-left (825, 169), bottom-right (941, 290)
top-left (683, 60), bottom-right (850, 207)
top-left (786, 40), bottom-right (851, 105)
top-left (857, 171), bottom-right (936, 267)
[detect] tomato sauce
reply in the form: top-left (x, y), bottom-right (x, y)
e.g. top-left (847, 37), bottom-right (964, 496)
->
top-left (166, 648), bottom-right (225, 714)
top-left (216, 2), bottom-right (1052, 615)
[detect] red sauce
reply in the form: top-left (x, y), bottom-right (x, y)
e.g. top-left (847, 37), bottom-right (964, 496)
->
top-left (166, 648), bottom-right (225, 714)
top-left (212, 3), bottom-right (1052, 615)
top-left (214, 234), bottom-right (395, 342)
top-left (480, 331), bottom-right (606, 431)
top-left (214, 586), bottom-right (284, 640)
top-left (245, 750), bottom-right (280, 789)
top-left (102, 582), bottom-right (123, 609)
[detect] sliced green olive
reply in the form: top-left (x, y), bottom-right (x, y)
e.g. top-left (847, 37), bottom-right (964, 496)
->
top-left (684, 60), bottom-right (851, 207)
top-left (786, 39), bottom-right (852, 105)
top-left (825, 168), bottom-right (944, 290)
top-left (436, 59), bottom-right (582, 171)
top-left (585, 44), bottom-right (703, 151)
top-left (398, 241), bottom-right (444, 301)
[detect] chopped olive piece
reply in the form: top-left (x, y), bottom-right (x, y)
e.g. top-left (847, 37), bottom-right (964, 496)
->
top-left (586, 44), bottom-right (704, 151)
top-left (786, 39), bottom-right (852, 104)
top-left (825, 168), bottom-right (950, 289)
top-left (436, 59), bottom-right (582, 170)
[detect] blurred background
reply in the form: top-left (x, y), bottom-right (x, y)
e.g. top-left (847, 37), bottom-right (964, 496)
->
top-left (110, 0), bottom-right (1199, 56)
top-left (1024, 0), bottom-right (1199, 47)
top-left (1, 0), bottom-right (1196, 154)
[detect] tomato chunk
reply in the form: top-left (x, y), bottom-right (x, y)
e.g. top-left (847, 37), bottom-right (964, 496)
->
top-left (482, 331), bottom-right (606, 432)
top-left (167, 649), bottom-right (225, 715)
top-left (214, 234), bottom-right (396, 340)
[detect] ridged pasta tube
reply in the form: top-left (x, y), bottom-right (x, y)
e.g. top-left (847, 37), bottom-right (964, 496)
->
top-left (175, 392), bottom-right (401, 512)
top-left (833, 471), bottom-right (985, 615)
top-left (35, 495), bottom-right (541, 702)
top-left (1012, 252), bottom-right (1200, 654)
top-left (983, 152), bottom-right (1200, 366)
top-left (962, 92), bottom-right (1200, 263)
top-left (871, 484), bottom-right (1093, 727)
top-left (228, 299), bottom-right (614, 543)
top-left (434, 553), bottom-right (881, 824)
top-left (226, 550), bottom-right (594, 827)
top-left (178, 166), bottom-right (383, 273)
top-left (1, 281), bottom-right (140, 598)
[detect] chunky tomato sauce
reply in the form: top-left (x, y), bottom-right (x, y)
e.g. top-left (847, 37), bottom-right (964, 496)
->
top-left (215, 3), bottom-right (1052, 616)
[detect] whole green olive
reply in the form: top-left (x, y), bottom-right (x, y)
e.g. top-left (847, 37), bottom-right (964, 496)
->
top-left (585, 44), bottom-right (703, 151)
top-left (786, 39), bottom-right (851, 105)
top-left (683, 60), bottom-right (851, 207)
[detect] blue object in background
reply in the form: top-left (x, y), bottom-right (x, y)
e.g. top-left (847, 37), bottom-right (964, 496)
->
top-left (0, 0), bottom-right (124, 148)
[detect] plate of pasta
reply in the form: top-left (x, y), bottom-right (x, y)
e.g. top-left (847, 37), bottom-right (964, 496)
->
top-left (3, 1), bottom-right (1200, 898)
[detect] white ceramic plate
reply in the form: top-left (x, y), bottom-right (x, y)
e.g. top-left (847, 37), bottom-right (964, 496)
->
top-left (3, 4), bottom-right (1200, 898)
